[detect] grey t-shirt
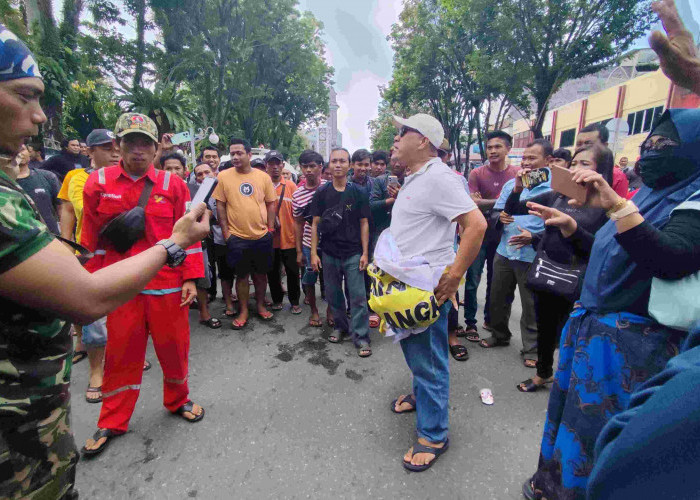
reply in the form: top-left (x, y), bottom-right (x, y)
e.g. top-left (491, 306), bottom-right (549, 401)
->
top-left (390, 158), bottom-right (477, 265)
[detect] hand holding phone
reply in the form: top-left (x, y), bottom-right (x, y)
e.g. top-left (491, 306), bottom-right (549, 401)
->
top-left (188, 177), bottom-right (218, 211)
top-left (521, 168), bottom-right (550, 189)
top-left (551, 166), bottom-right (588, 203)
top-left (171, 131), bottom-right (192, 145)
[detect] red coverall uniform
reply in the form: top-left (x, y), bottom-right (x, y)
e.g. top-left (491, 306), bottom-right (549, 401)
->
top-left (81, 162), bottom-right (204, 433)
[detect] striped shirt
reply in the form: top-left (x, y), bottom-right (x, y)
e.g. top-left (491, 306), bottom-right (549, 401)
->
top-left (292, 180), bottom-right (327, 248)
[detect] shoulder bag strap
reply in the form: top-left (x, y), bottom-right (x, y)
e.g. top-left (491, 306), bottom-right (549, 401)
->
top-left (276, 183), bottom-right (286, 217)
top-left (137, 177), bottom-right (154, 208)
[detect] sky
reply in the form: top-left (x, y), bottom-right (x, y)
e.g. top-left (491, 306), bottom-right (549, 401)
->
top-left (296, 0), bottom-right (402, 153)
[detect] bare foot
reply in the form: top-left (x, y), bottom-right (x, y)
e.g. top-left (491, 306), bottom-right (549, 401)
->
top-left (404, 438), bottom-right (445, 466)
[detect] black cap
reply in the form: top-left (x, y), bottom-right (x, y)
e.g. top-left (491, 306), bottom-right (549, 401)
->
top-left (86, 129), bottom-right (116, 147)
top-left (264, 150), bottom-right (284, 163)
top-left (251, 158), bottom-right (265, 168)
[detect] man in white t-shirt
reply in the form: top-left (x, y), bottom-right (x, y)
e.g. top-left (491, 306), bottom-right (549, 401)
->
top-left (389, 114), bottom-right (486, 472)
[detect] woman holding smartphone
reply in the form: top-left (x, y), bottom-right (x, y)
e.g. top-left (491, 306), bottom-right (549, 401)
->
top-left (504, 145), bottom-right (613, 393)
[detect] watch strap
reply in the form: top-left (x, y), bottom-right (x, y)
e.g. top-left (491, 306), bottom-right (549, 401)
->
top-left (609, 201), bottom-right (640, 221)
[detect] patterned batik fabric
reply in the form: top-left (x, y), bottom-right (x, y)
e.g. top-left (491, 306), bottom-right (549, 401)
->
top-left (531, 307), bottom-right (687, 500)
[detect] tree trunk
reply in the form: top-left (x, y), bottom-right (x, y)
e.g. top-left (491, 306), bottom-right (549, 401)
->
top-left (132, 0), bottom-right (146, 91)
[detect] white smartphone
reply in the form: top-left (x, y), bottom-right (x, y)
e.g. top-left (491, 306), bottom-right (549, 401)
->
top-left (171, 131), bottom-right (192, 145)
top-left (188, 177), bottom-right (218, 211)
top-left (388, 175), bottom-right (399, 187)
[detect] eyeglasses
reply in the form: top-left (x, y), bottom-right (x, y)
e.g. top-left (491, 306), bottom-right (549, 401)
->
top-left (400, 126), bottom-right (421, 138)
top-left (640, 137), bottom-right (679, 154)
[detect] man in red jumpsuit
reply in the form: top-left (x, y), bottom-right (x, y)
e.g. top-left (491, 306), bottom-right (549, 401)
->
top-left (81, 113), bottom-right (206, 456)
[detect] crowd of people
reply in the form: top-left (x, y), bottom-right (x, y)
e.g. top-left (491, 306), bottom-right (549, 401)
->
top-left (1, 0), bottom-right (700, 498)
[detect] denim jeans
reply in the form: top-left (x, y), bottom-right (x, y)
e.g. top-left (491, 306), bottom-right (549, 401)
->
top-left (301, 246), bottom-right (318, 287)
top-left (322, 252), bottom-right (370, 347)
top-left (463, 239), bottom-right (497, 326)
top-left (400, 302), bottom-right (451, 444)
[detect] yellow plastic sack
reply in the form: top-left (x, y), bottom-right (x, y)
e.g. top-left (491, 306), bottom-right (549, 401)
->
top-left (367, 263), bottom-right (440, 334)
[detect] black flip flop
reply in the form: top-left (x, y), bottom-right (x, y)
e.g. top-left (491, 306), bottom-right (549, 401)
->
top-left (391, 394), bottom-right (416, 414)
top-left (357, 344), bottom-right (372, 358)
top-left (223, 309), bottom-right (236, 318)
top-left (174, 401), bottom-right (205, 423)
top-left (72, 350), bottom-right (87, 364)
top-left (517, 378), bottom-right (552, 393)
top-left (403, 438), bottom-right (450, 472)
top-left (463, 325), bottom-right (481, 343)
top-left (327, 331), bottom-right (347, 343)
top-left (85, 386), bottom-right (102, 404)
top-left (449, 344), bottom-right (469, 361)
top-left (143, 360), bottom-right (151, 371)
top-left (81, 428), bottom-right (117, 457)
top-left (199, 318), bottom-right (222, 329)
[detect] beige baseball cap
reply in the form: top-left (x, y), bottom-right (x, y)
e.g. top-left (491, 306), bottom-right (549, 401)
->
top-left (393, 113), bottom-right (445, 149)
top-left (114, 113), bottom-right (159, 143)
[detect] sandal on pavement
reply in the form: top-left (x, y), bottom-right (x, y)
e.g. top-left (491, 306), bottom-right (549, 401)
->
top-left (258, 311), bottom-right (274, 321)
top-left (402, 438), bottom-right (450, 472)
top-left (449, 344), bottom-right (469, 361)
top-left (523, 359), bottom-right (537, 369)
top-left (199, 318), bottom-right (222, 329)
top-left (231, 319), bottom-right (248, 330)
top-left (143, 360), bottom-right (151, 371)
top-left (517, 378), bottom-right (552, 393)
top-left (85, 386), bottom-right (102, 404)
top-left (174, 401), bottom-right (205, 423)
top-left (391, 394), bottom-right (416, 414)
top-left (463, 325), bottom-right (481, 343)
top-left (327, 331), bottom-right (346, 343)
top-left (72, 350), bottom-right (87, 364)
top-left (291, 305), bottom-right (303, 315)
top-left (270, 303), bottom-right (284, 311)
top-left (326, 317), bottom-right (335, 328)
top-left (455, 326), bottom-right (466, 337)
top-left (81, 428), bottom-right (117, 457)
top-left (308, 318), bottom-right (322, 327)
top-left (479, 336), bottom-right (510, 348)
top-left (358, 344), bottom-right (372, 358)
top-left (223, 309), bottom-right (236, 318)
top-left (522, 478), bottom-right (538, 500)
top-left (369, 314), bottom-right (380, 328)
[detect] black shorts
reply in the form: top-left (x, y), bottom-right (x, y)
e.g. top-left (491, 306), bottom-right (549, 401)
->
top-left (226, 233), bottom-right (274, 276)
top-left (214, 244), bottom-right (235, 282)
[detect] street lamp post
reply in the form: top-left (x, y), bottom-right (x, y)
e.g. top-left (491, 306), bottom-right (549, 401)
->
top-left (188, 126), bottom-right (220, 167)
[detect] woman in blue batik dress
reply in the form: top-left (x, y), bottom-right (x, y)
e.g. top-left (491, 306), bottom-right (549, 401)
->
top-left (523, 109), bottom-right (700, 500)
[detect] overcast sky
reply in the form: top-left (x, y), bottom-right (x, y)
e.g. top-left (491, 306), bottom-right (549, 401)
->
top-left (297, 0), bottom-right (402, 153)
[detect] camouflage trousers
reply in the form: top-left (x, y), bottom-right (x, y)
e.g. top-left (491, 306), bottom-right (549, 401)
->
top-left (0, 403), bottom-right (78, 499)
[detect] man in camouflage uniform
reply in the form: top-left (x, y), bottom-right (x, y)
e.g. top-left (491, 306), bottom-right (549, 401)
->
top-left (0, 25), bottom-right (78, 499)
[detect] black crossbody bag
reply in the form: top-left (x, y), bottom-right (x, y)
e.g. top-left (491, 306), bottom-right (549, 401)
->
top-left (525, 236), bottom-right (587, 303)
top-left (318, 185), bottom-right (351, 237)
top-left (99, 178), bottom-right (154, 253)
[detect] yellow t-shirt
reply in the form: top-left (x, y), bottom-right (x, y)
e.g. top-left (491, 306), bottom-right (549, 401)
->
top-left (212, 167), bottom-right (277, 240)
top-left (57, 168), bottom-right (90, 242)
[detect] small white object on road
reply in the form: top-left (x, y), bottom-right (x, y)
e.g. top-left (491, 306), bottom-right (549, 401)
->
top-left (480, 388), bottom-right (494, 405)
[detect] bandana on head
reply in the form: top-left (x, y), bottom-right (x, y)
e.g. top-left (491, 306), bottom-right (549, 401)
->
top-left (0, 24), bottom-right (41, 82)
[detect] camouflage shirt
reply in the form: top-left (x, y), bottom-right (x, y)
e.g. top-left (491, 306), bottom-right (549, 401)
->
top-left (0, 170), bottom-right (72, 428)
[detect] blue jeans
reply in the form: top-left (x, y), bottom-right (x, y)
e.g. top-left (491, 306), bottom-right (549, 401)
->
top-left (400, 302), bottom-right (451, 443)
top-left (322, 252), bottom-right (370, 346)
top-left (301, 246), bottom-right (318, 287)
top-left (463, 240), bottom-right (497, 326)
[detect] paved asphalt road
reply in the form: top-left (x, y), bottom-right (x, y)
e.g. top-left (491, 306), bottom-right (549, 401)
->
top-left (72, 281), bottom-right (549, 499)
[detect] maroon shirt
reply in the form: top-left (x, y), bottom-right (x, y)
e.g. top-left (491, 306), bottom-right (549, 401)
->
top-left (468, 164), bottom-right (519, 200)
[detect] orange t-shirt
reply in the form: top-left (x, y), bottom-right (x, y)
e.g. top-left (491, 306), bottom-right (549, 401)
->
top-left (273, 179), bottom-right (297, 250)
top-left (212, 167), bottom-right (277, 240)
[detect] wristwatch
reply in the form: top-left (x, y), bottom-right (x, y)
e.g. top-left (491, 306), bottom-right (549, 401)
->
top-left (608, 200), bottom-right (640, 221)
top-left (156, 239), bottom-right (187, 268)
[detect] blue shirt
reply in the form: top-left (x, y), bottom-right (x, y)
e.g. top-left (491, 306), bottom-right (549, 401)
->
top-left (494, 177), bottom-right (550, 263)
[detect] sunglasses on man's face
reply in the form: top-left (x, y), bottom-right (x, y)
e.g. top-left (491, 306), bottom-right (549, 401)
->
top-left (399, 126), bottom-right (421, 138)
